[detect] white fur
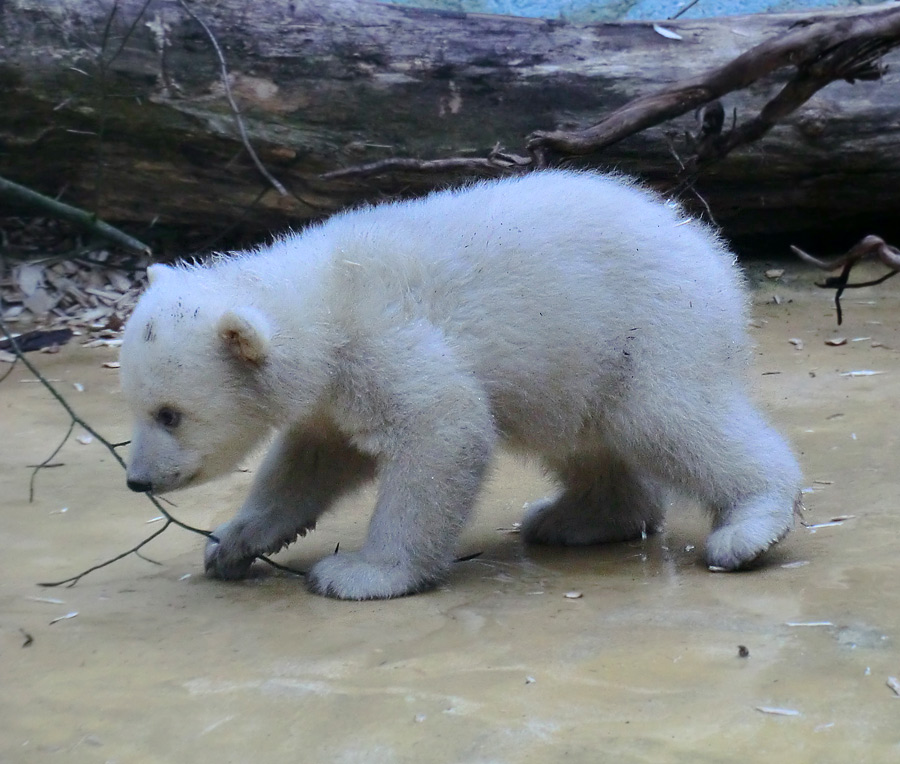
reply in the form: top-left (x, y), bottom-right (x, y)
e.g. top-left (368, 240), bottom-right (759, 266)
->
top-left (119, 170), bottom-right (801, 600)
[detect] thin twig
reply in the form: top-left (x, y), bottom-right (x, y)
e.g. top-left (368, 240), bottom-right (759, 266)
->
top-left (39, 519), bottom-right (173, 588)
top-left (670, 0), bottom-right (702, 20)
top-left (106, 0), bottom-right (155, 65)
top-left (177, 0), bottom-right (288, 196)
top-left (0, 356), bottom-right (17, 384)
top-left (30, 420), bottom-right (75, 503)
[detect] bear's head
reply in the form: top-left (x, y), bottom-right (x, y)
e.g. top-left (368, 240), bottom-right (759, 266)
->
top-left (119, 263), bottom-right (274, 494)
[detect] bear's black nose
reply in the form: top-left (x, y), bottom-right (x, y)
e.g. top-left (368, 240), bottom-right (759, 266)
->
top-left (127, 479), bottom-right (152, 493)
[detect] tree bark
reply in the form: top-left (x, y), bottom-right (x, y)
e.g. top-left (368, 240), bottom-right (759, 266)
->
top-left (1, 0), bottom-right (899, 248)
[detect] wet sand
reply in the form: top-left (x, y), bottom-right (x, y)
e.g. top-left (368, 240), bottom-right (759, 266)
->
top-left (2, 263), bottom-right (899, 762)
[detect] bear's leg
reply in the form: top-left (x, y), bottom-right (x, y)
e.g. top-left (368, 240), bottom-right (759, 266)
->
top-left (522, 454), bottom-right (667, 546)
top-left (204, 423), bottom-right (376, 580)
top-left (307, 331), bottom-right (496, 599)
top-left (617, 391), bottom-right (801, 570)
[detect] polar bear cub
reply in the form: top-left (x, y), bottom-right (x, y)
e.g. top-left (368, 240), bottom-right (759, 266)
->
top-left (120, 170), bottom-right (800, 600)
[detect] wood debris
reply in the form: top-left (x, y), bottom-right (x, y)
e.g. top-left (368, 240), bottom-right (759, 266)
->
top-left (785, 621), bottom-right (834, 627)
top-left (803, 515), bottom-right (855, 530)
top-left (2, 244), bottom-right (149, 353)
top-left (49, 611), bottom-right (79, 625)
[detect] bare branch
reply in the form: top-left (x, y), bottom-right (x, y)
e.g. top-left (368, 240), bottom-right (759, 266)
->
top-left (526, 5), bottom-right (900, 159)
top-left (39, 519), bottom-right (173, 588)
top-left (0, 174), bottom-right (150, 255)
top-left (30, 419), bottom-right (75, 503)
top-left (321, 147), bottom-right (532, 181)
top-left (791, 235), bottom-right (900, 324)
top-left (791, 235), bottom-right (900, 271)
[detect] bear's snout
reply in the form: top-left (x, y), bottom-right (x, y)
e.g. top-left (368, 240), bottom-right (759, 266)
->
top-left (127, 478), bottom-right (152, 493)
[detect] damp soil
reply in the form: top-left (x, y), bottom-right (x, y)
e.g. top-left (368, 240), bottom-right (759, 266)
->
top-left (2, 262), bottom-right (899, 763)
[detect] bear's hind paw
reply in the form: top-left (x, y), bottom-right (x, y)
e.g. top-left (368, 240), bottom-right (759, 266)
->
top-left (307, 552), bottom-right (437, 600)
top-left (705, 517), bottom-right (792, 571)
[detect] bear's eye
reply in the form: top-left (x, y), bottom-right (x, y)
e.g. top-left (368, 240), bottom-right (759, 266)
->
top-left (155, 407), bottom-right (182, 429)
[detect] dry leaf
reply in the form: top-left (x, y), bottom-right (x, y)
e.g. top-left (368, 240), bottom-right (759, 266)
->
top-left (107, 271), bottom-right (133, 292)
top-left (765, 269), bottom-right (785, 279)
top-left (23, 288), bottom-right (59, 316)
top-left (564, 591), bottom-right (583, 599)
top-left (788, 338), bottom-right (804, 350)
top-left (756, 706), bottom-right (801, 716)
top-left (825, 337), bottom-right (847, 346)
top-left (101, 361), bottom-right (120, 369)
top-left (15, 263), bottom-right (44, 296)
top-left (887, 677), bottom-right (900, 697)
top-left (652, 24), bottom-right (683, 40)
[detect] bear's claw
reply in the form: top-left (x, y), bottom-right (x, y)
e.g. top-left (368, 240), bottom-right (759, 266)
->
top-left (203, 519), bottom-right (316, 580)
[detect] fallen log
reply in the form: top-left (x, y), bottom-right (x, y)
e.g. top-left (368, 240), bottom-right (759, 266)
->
top-left (1, 0), bottom-right (899, 248)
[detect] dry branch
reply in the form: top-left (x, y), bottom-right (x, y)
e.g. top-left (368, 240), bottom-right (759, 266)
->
top-left (791, 235), bottom-right (900, 324)
top-left (0, 174), bottom-right (151, 255)
top-left (322, 3), bottom-right (900, 189)
top-left (527, 4), bottom-right (900, 164)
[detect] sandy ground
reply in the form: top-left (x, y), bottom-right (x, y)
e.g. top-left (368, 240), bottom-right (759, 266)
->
top-left (2, 262), bottom-right (899, 763)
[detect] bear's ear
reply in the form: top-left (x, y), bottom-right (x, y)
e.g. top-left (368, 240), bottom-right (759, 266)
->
top-left (146, 264), bottom-right (173, 285)
top-left (216, 308), bottom-right (271, 366)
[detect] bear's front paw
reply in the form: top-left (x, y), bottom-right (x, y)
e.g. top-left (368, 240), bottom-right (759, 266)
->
top-left (204, 518), bottom-right (315, 580)
top-left (306, 551), bottom-right (437, 600)
top-left (204, 526), bottom-right (256, 581)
